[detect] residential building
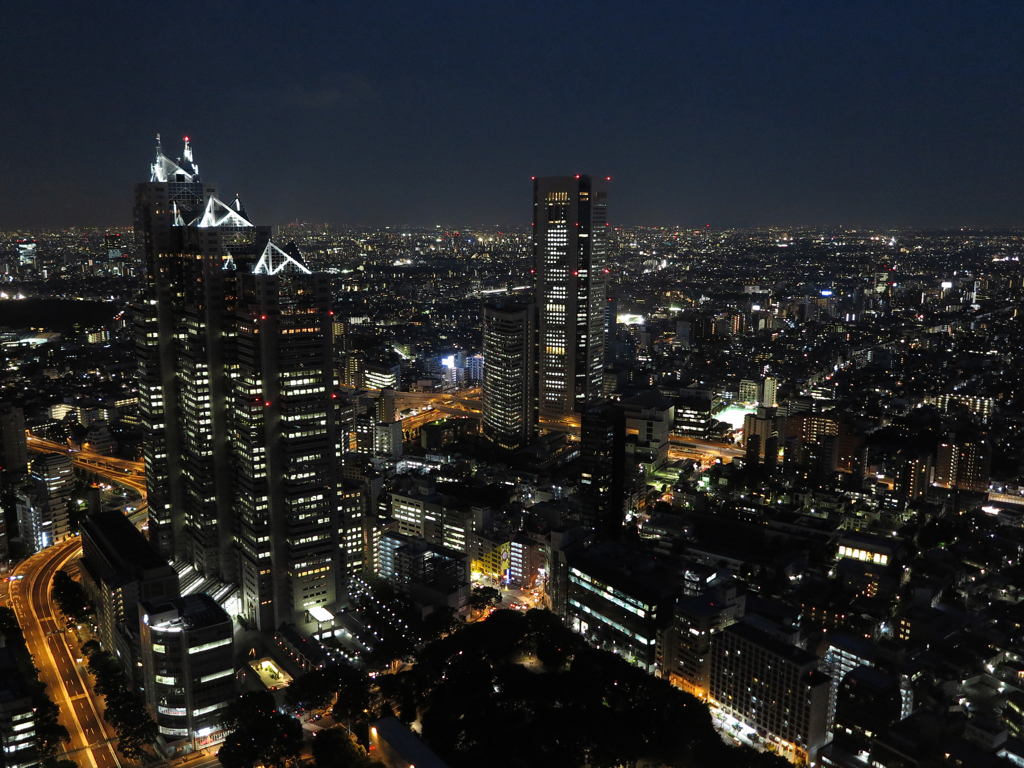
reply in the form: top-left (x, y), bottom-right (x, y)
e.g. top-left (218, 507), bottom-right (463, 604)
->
top-left (709, 622), bottom-right (829, 764)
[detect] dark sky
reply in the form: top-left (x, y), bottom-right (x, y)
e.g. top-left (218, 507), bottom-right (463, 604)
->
top-left (3, 1), bottom-right (1023, 229)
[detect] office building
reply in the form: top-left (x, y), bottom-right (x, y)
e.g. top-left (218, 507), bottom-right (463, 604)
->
top-left (578, 402), bottom-right (626, 538)
top-left (762, 376), bottom-right (779, 408)
top-left (377, 532), bottom-right (471, 614)
top-left (663, 579), bottom-right (745, 699)
top-left (739, 379), bottom-right (759, 404)
top-left (481, 302), bottom-right (536, 451)
top-left (133, 135), bottom-right (254, 571)
top-left (133, 136), bottom-right (342, 630)
top-left (231, 269), bottom-right (340, 631)
top-left (360, 361), bottom-right (401, 391)
top-left (532, 176), bottom-right (608, 421)
top-left (565, 541), bottom-right (676, 674)
top-left (79, 512), bottom-right (181, 677)
top-left (831, 666), bottom-right (904, 755)
top-left (674, 394), bottom-right (714, 438)
top-left (15, 454), bottom-right (73, 552)
top-left (369, 716), bottom-right (451, 768)
top-left (139, 594), bottom-right (234, 748)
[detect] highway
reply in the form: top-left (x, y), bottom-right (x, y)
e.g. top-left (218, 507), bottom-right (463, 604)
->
top-left (26, 435), bottom-right (148, 525)
top-left (7, 540), bottom-right (121, 768)
top-left (25, 435), bottom-right (147, 498)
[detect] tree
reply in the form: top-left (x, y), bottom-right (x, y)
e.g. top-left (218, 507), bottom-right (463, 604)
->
top-left (83, 649), bottom-right (156, 758)
top-left (219, 692), bottom-right (302, 768)
top-left (468, 586), bottom-right (502, 613)
top-left (52, 570), bottom-right (94, 624)
top-left (331, 665), bottom-right (371, 728)
top-left (35, 698), bottom-right (70, 758)
top-left (311, 727), bottom-right (381, 768)
top-left (284, 668), bottom-right (337, 712)
top-left (221, 691), bottom-right (278, 732)
top-left (419, 606), bottom-right (463, 643)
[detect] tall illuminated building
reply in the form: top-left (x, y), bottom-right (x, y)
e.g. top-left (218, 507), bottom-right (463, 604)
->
top-left (231, 269), bottom-right (340, 630)
top-left (532, 176), bottom-right (608, 421)
top-left (133, 136), bottom-right (342, 630)
top-left (481, 302), bottom-right (536, 451)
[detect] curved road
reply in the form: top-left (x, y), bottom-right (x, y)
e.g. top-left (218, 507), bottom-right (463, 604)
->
top-left (9, 541), bottom-right (121, 768)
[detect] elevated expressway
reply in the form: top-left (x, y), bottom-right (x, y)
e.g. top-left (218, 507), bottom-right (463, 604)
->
top-left (26, 436), bottom-right (148, 525)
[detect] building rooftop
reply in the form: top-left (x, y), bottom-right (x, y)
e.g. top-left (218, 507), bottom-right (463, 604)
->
top-left (371, 716), bottom-right (450, 768)
top-left (141, 593), bottom-right (230, 632)
top-left (81, 511), bottom-right (176, 575)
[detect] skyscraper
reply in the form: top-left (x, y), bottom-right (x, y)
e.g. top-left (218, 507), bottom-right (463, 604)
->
top-left (532, 176), bottom-right (608, 422)
top-left (481, 302), bottom-right (536, 451)
top-left (231, 269), bottom-right (340, 630)
top-left (133, 137), bottom-right (341, 630)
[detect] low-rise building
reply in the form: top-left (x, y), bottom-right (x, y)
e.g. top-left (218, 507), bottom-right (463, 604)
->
top-left (138, 594), bottom-right (234, 750)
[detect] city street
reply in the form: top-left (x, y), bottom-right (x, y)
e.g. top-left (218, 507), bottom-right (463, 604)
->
top-left (8, 541), bottom-right (121, 768)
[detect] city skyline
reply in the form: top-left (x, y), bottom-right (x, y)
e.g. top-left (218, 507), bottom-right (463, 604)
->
top-left (3, 3), bottom-right (1024, 231)
top-left (2, 4), bottom-right (1024, 767)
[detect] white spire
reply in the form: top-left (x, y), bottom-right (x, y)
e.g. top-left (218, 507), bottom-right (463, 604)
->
top-left (151, 133), bottom-right (167, 182)
top-left (182, 136), bottom-right (199, 178)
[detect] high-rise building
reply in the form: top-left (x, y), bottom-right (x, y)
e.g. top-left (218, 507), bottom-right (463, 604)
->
top-left (481, 302), bottom-right (536, 451)
top-left (578, 402), bottom-right (626, 538)
top-left (0, 641), bottom-right (38, 768)
top-left (133, 136), bottom-right (341, 630)
top-left (935, 432), bottom-right (991, 493)
top-left (762, 376), bottom-right (779, 408)
top-left (231, 270), bottom-right (340, 630)
top-left (15, 454), bottom-right (73, 552)
top-left (532, 176), bottom-right (608, 422)
top-left (709, 622), bottom-right (830, 764)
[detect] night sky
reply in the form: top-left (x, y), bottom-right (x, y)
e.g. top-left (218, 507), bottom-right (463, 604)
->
top-left (3, 1), bottom-right (1023, 229)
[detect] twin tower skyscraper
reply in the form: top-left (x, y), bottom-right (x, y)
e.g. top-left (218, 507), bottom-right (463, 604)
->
top-left (134, 137), bottom-right (340, 631)
top-left (482, 176), bottom-right (610, 451)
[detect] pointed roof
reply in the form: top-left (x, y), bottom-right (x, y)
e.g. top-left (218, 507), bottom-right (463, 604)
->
top-left (253, 241), bottom-right (311, 275)
top-left (232, 195), bottom-right (251, 222)
top-left (150, 135), bottom-right (201, 183)
top-left (193, 195), bottom-right (254, 228)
